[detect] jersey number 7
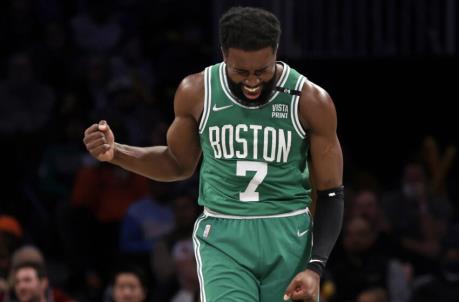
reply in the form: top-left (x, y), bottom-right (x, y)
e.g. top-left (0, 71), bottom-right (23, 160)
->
top-left (236, 161), bottom-right (267, 202)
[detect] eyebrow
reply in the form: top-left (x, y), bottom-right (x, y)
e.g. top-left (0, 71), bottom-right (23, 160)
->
top-left (234, 65), bottom-right (270, 73)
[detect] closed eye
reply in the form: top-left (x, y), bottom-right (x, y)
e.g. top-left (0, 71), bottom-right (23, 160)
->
top-left (254, 67), bottom-right (269, 76)
top-left (235, 69), bottom-right (249, 76)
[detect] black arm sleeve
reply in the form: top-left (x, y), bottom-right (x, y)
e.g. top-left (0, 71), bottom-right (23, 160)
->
top-left (306, 186), bottom-right (344, 276)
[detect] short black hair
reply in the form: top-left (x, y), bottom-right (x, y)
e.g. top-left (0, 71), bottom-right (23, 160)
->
top-left (12, 261), bottom-right (47, 280)
top-left (219, 6), bottom-right (281, 53)
top-left (111, 265), bottom-right (147, 290)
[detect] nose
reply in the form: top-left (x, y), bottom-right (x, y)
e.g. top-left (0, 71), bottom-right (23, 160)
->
top-left (243, 74), bottom-right (261, 87)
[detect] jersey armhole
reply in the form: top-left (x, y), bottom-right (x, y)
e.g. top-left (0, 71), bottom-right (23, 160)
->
top-left (290, 76), bottom-right (307, 138)
top-left (198, 66), bottom-right (212, 133)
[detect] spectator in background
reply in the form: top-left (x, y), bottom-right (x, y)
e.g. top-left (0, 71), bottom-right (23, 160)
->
top-left (70, 162), bottom-right (148, 229)
top-left (119, 180), bottom-right (174, 280)
top-left (10, 246), bottom-right (44, 269)
top-left (170, 239), bottom-right (199, 302)
top-left (328, 217), bottom-right (393, 302)
top-left (0, 215), bottom-right (23, 243)
top-left (10, 261), bottom-right (74, 302)
top-left (7, 246), bottom-right (74, 302)
top-left (119, 182), bottom-right (174, 254)
top-left (356, 287), bottom-right (389, 302)
top-left (58, 160), bottom-right (148, 297)
top-left (347, 189), bottom-right (403, 261)
top-left (11, 262), bottom-right (49, 302)
top-left (151, 194), bottom-right (200, 301)
top-left (110, 266), bottom-right (147, 302)
top-left (410, 224), bottom-right (459, 302)
top-left (0, 215), bottom-right (23, 301)
top-left (382, 161), bottom-right (451, 276)
top-left (349, 189), bottom-right (391, 234)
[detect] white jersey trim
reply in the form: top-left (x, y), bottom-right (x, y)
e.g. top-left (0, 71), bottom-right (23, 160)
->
top-left (219, 62), bottom-right (290, 109)
top-left (192, 213), bottom-right (208, 302)
top-left (204, 207), bottom-right (310, 219)
top-left (199, 67), bottom-right (212, 133)
top-left (291, 76), bottom-right (307, 138)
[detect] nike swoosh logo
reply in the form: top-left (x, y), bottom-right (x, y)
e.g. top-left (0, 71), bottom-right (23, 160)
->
top-left (212, 104), bottom-right (233, 112)
top-left (297, 229), bottom-right (309, 237)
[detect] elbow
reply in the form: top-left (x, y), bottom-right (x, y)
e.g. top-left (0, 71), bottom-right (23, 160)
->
top-left (316, 179), bottom-right (342, 191)
top-left (176, 166), bottom-right (196, 180)
top-left (165, 149), bottom-right (200, 181)
top-left (174, 156), bottom-right (200, 180)
top-left (158, 165), bottom-right (196, 182)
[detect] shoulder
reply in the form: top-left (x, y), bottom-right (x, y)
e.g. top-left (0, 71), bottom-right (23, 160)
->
top-left (300, 80), bottom-right (334, 113)
top-left (174, 71), bottom-right (205, 121)
top-left (298, 79), bottom-right (337, 131)
top-left (177, 72), bottom-right (205, 96)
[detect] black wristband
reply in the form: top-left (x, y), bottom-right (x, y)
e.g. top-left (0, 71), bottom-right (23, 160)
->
top-left (306, 260), bottom-right (325, 276)
top-left (307, 185), bottom-right (344, 276)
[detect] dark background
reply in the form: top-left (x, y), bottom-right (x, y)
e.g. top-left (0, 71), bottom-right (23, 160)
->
top-left (0, 0), bottom-right (458, 301)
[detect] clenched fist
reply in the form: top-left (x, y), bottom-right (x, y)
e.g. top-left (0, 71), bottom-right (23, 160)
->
top-left (83, 120), bottom-right (115, 162)
top-left (284, 269), bottom-right (320, 302)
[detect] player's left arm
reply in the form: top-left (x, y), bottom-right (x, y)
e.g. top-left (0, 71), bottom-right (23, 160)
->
top-left (302, 80), bottom-right (344, 270)
top-left (284, 80), bottom-right (344, 301)
top-left (301, 80), bottom-right (343, 190)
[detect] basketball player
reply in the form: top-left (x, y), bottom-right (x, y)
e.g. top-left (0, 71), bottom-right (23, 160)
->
top-left (83, 6), bottom-right (343, 302)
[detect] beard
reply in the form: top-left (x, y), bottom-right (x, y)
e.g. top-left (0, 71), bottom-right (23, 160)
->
top-left (226, 67), bottom-right (277, 107)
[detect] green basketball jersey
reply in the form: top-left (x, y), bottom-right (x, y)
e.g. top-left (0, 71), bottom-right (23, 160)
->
top-left (198, 62), bottom-right (311, 216)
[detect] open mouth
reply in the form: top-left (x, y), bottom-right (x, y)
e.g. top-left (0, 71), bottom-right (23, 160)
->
top-left (243, 85), bottom-right (262, 100)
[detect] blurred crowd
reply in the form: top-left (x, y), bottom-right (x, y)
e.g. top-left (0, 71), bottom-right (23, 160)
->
top-left (0, 1), bottom-right (458, 302)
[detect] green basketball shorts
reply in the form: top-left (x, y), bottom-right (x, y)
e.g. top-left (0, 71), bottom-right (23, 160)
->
top-left (192, 208), bottom-right (313, 302)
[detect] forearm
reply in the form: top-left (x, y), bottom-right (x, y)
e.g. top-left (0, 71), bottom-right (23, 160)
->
top-left (110, 143), bottom-right (195, 181)
top-left (307, 186), bottom-right (344, 276)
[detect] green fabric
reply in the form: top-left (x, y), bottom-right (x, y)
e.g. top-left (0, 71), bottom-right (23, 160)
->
top-left (193, 212), bottom-right (312, 302)
top-left (198, 62), bottom-right (311, 216)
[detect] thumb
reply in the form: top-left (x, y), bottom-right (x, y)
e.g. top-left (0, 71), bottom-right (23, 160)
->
top-left (98, 120), bottom-right (108, 131)
top-left (283, 279), bottom-right (297, 301)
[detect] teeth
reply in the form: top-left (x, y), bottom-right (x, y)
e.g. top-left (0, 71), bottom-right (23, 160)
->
top-left (245, 86), bottom-right (260, 93)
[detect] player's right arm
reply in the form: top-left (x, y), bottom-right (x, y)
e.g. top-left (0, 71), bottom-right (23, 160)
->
top-left (83, 73), bottom-right (204, 182)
